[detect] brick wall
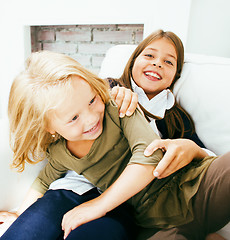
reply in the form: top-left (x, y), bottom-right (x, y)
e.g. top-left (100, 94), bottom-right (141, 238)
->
top-left (31, 24), bottom-right (143, 73)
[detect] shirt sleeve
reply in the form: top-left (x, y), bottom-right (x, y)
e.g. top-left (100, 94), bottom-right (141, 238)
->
top-left (31, 146), bottom-right (69, 194)
top-left (121, 106), bottom-right (164, 166)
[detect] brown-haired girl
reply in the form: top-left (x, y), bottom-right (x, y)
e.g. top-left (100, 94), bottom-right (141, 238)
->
top-left (0, 50), bottom-right (229, 240)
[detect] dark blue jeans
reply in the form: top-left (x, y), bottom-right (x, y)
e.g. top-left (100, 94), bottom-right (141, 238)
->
top-left (1, 188), bottom-right (135, 240)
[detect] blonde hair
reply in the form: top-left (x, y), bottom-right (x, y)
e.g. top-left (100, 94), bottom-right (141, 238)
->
top-left (8, 51), bottom-right (110, 172)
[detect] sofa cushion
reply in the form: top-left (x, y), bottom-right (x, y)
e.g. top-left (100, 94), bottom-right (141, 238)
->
top-left (174, 53), bottom-right (230, 155)
top-left (99, 45), bottom-right (230, 155)
top-left (0, 118), bottom-right (46, 211)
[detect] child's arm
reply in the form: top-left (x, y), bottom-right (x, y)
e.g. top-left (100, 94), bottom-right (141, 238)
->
top-left (62, 163), bottom-right (156, 239)
top-left (62, 105), bottom-right (162, 238)
top-left (15, 187), bottom-right (43, 215)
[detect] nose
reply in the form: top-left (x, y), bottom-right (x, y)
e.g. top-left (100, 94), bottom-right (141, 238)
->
top-left (83, 109), bottom-right (97, 126)
top-left (153, 63), bottom-right (162, 68)
top-left (152, 58), bottom-right (162, 68)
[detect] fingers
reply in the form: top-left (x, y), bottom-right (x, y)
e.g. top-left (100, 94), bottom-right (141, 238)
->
top-left (119, 91), bottom-right (138, 117)
top-left (111, 86), bottom-right (125, 109)
top-left (144, 139), bottom-right (183, 178)
top-left (154, 151), bottom-right (178, 178)
top-left (62, 209), bottom-right (88, 239)
top-left (111, 86), bottom-right (138, 118)
top-left (110, 86), bottom-right (119, 103)
top-left (0, 212), bottom-right (18, 236)
top-left (63, 226), bottom-right (72, 239)
top-left (151, 139), bottom-right (198, 178)
top-left (0, 212), bottom-right (18, 222)
top-left (0, 221), bottom-right (13, 237)
top-left (62, 213), bottom-right (73, 239)
top-left (144, 139), bottom-right (166, 156)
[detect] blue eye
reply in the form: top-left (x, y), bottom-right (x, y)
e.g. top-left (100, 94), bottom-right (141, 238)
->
top-left (145, 54), bottom-right (154, 58)
top-left (165, 60), bottom-right (173, 65)
top-left (89, 96), bottom-right (96, 105)
top-left (72, 115), bottom-right (78, 121)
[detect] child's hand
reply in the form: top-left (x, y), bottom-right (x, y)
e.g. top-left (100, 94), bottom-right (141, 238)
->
top-left (111, 86), bottom-right (138, 118)
top-left (61, 199), bottom-right (106, 239)
top-left (0, 211), bottom-right (18, 236)
top-left (144, 139), bottom-right (208, 179)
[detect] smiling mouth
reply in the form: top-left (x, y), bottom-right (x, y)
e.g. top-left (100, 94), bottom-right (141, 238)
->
top-left (144, 71), bottom-right (162, 80)
top-left (84, 121), bottom-right (100, 134)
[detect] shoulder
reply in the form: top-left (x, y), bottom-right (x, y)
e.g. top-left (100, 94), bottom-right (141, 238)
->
top-left (47, 138), bottom-right (67, 160)
top-left (105, 99), bottom-right (120, 125)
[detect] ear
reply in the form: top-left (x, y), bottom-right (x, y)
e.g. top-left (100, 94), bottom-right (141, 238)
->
top-left (46, 128), bottom-right (55, 135)
top-left (45, 113), bottom-right (55, 135)
top-left (46, 125), bottom-right (56, 135)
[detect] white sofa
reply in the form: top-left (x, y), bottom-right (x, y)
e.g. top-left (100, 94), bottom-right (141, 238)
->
top-left (0, 45), bottom-right (230, 238)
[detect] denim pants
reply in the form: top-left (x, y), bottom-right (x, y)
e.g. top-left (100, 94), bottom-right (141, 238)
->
top-left (1, 188), bottom-right (135, 240)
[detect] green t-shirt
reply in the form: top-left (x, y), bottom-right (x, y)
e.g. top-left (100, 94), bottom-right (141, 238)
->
top-left (32, 100), bottom-right (215, 228)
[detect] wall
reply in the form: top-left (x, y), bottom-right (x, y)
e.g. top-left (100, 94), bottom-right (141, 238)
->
top-left (31, 24), bottom-right (143, 73)
top-left (0, 0), bottom-right (191, 118)
top-left (186, 0), bottom-right (230, 57)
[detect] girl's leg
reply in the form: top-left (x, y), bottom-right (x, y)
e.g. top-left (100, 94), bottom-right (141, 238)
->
top-left (66, 202), bottom-right (135, 240)
top-left (1, 188), bottom-right (135, 240)
top-left (188, 152), bottom-right (230, 237)
top-left (1, 189), bottom-right (97, 240)
top-left (146, 152), bottom-right (230, 240)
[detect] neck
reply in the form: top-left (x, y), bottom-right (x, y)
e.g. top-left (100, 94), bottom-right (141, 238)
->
top-left (67, 140), bottom-right (95, 158)
top-left (146, 91), bottom-right (160, 100)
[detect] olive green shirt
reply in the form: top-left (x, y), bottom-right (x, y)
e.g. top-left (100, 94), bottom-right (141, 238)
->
top-left (32, 100), bottom-right (215, 228)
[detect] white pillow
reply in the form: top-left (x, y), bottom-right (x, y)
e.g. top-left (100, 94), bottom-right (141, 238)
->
top-left (99, 44), bottom-right (137, 79)
top-left (174, 53), bottom-right (230, 155)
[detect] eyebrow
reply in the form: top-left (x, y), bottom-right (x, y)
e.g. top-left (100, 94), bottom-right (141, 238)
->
top-left (145, 47), bottom-right (177, 60)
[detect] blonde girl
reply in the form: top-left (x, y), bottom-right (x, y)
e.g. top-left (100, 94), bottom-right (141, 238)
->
top-left (1, 51), bottom-right (229, 240)
top-left (2, 51), bottom-right (138, 240)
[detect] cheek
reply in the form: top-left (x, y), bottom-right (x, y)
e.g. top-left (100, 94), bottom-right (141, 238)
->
top-left (68, 124), bottom-right (83, 139)
top-left (96, 100), bottom-right (105, 114)
top-left (132, 65), bottom-right (142, 86)
top-left (166, 68), bottom-right (177, 84)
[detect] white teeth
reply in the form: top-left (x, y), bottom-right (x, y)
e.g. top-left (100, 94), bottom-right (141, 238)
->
top-left (87, 123), bottom-right (97, 133)
top-left (145, 72), bottom-right (161, 79)
top-left (89, 125), bottom-right (97, 132)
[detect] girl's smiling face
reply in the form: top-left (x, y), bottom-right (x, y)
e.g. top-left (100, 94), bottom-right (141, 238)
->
top-left (132, 38), bottom-right (177, 99)
top-left (48, 76), bottom-right (105, 143)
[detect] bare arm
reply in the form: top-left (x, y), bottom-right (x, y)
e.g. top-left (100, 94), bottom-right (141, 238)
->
top-left (62, 103), bottom-right (163, 238)
top-left (16, 187), bottom-right (43, 215)
top-left (110, 86), bottom-right (209, 179)
top-left (62, 163), bottom-right (155, 239)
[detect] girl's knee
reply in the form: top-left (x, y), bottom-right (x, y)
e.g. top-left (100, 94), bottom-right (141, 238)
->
top-left (215, 152), bottom-right (230, 174)
top-left (67, 217), bottom-right (132, 240)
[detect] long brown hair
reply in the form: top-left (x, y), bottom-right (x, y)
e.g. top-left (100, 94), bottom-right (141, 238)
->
top-left (117, 29), bottom-right (194, 138)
